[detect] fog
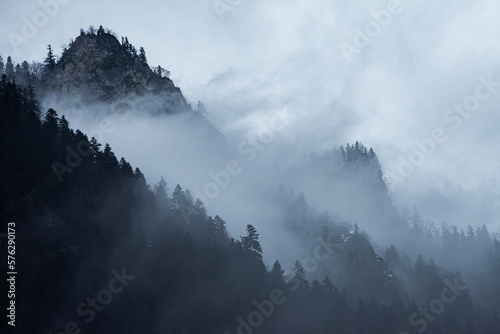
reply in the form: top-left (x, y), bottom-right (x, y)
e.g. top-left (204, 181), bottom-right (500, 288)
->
top-left (40, 97), bottom-right (308, 268)
top-left (2, 0), bottom-right (500, 266)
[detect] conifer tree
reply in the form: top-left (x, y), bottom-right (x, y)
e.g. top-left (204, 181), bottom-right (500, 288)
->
top-left (45, 45), bottom-right (56, 68)
top-left (214, 215), bottom-right (229, 240)
top-left (5, 56), bottom-right (14, 80)
top-left (271, 260), bottom-right (285, 283)
top-left (241, 224), bottom-right (262, 257)
top-left (292, 260), bottom-right (307, 281)
top-left (172, 184), bottom-right (186, 209)
top-left (139, 47), bottom-right (147, 64)
top-left (154, 177), bottom-right (169, 201)
top-left (322, 275), bottom-right (334, 292)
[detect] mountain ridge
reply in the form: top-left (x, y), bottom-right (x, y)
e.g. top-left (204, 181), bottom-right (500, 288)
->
top-left (40, 30), bottom-right (191, 114)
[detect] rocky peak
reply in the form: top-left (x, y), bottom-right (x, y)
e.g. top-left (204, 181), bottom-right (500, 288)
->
top-left (41, 31), bottom-right (190, 113)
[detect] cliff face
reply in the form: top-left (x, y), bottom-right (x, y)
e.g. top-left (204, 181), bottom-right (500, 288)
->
top-left (40, 32), bottom-right (190, 113)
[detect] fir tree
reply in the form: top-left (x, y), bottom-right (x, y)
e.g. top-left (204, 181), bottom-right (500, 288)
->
top-left (154, 176), bottom-right (169, 201)
top-left (97, 25), bottom-right (105, 35)
top-left (139, 47), bottom-right (147, 64)
top-left (271, 260), bottom-right (285, 283)
top-left (5, 56), bottom-right (14, 80)
top-left (214, 215), bottom-right (229, 240)
top-left (241, 224), bottom-right (263, 257)
top-left (172, 184), bottom-right (185, 209)
top-left (44, 45), bottom-right (56, 68)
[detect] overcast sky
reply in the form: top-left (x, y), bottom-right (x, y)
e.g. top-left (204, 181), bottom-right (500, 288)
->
top-left (2, 0), bottom-right (500, 232)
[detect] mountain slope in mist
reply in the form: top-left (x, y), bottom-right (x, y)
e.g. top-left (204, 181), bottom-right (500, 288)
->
top-left (2, 24), bottom-right (500, 334)
top-left (284, 142), bottom-right (404, 244)
top-left (26, 27), bottom-right (232, 190)
top-left (3, 78), bottom-right (499, 334)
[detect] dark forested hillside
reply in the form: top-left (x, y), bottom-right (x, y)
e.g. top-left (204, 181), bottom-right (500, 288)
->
top-left (1, 76), bottom-right (500, 334)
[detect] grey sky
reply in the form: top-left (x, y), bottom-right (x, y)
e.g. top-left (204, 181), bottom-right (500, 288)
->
top-left (1, 0), bottom-right (500, 232)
